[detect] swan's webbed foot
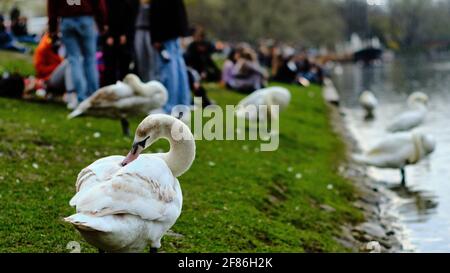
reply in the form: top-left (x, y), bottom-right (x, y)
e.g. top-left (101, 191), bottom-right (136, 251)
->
top-left (120, 118), bottom-right (130, 137)
top-left (150, 248), bottom-right (158, 254)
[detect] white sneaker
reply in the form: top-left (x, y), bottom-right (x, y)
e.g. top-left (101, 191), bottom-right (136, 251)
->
top-left (67, 93), bottom-right (79, 110)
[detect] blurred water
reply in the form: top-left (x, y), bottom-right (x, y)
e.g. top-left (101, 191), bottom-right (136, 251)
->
top-left (333, 58), bottom-right (450, 252)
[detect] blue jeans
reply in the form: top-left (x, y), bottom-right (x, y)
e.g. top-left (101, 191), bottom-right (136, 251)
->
top-left (159, 39), bottom-right (191, 113)
top-left (60, 16), bottom-right (98, 102)
top-left (0, 32), bottom-right (27, 53)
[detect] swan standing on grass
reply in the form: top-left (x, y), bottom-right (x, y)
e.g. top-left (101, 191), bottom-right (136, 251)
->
top-left (68, 74), bottom-right (168, 136)
top-left (354, 132), bottom-right (435, 186)
top-left (359, 91), bottom-right (378, 120)
top-left (65, 114), bottom-right (196, 253)
top-left (235, 86), bottom-right (291, 122)
top-left (387, 92), bottom-right (429, 133)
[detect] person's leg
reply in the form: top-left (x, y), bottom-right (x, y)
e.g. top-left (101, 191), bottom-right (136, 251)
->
top-left (102, 38), bottom-right (117, 86)
top-left (134, 30), bottom-right (151, 82)
top-left (61, 18), bottom-right (85, 104)
top-left (47, 61), bottom-right (66, 92)
top-left (160, 41), bottom-right (178, 113)
top-left (63, 60), bottom-right (75, 93)
top-left (78, 16), bottom-right (99, 99)
top-left (161, 39), bottom-right (191, 113)
top-left (118, 42), bottom-right (132, 81)
top-left (174, 39), bottom-right (192, 107)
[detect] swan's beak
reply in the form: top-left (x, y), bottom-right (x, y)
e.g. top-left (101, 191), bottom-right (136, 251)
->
top-left (121, 143), bottom-right (142, 166)
top-left (121, 150), bottom-right (140, 166)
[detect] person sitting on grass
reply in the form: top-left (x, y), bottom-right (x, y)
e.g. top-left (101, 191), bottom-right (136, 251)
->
top-left (0, 14), bottom-right (28, 53)
top-left (222, 45), bottom-right (268, 94)
top-left (184, 26), bottom-right (221, 82)
top-left (10, 7), bottom-right (39, 44)
top-left (27, 32), bottom-right (74, 101)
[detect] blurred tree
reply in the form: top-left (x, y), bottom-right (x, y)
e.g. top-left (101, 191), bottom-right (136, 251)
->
top-left (186, 0), bottom-right (344, 48)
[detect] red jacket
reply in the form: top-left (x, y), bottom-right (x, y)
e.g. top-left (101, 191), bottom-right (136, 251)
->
top-left (34, 33), bottom-right (63, 81)
top-left (47, 0), bottom-right (108, 34)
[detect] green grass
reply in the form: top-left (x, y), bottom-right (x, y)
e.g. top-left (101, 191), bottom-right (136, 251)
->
top-left (0, 50), bottom-right (363, 253)
top-left (0, 51), bottom-right (35, 76)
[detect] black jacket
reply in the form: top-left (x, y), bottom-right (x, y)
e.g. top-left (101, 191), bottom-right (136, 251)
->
top-left (105, 0), bottom-right (139, 38)
top-left (150, 0), bottom-right (189, 44)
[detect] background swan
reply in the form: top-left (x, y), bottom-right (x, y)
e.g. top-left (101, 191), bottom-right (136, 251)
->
top-left (386, 92), bottom-right (429, 133)
top-left (68, 74), bottom-right (168, 119)
top-left (235, 86), bottom-right (291, 122)
top-left (68, 74), bottom-right (168, 136)
top-left (354, 131), bottom-right (435, 186)
top-left (359, 90), bottom-right (378, 120)
top-left (65, 114), bottom-right (195, 253)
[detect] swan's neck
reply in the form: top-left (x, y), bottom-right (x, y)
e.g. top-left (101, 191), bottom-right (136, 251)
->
top-left (142, 116), bottom-right (196, 177)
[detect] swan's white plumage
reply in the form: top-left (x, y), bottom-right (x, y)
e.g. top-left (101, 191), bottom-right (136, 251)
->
top-left (65, 115), bottom-right (194, 253)
top-left (235, 86), bottom-right (291, 121)
top-left (387, 92), bottom-right (429, 133)
top-left (354, 132), bottom-right (435, 169)
top-left (66, 155), bottom-right (183, 252)
top-left (68, 74), bottom-right (168, 119)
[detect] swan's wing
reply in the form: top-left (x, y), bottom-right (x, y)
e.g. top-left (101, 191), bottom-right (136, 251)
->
top-left (68, 83), bottom-right (133, 118)
top-left (114, 96), bottom-right (162, 111)
top-left (387, 111), bottom-right (425, 132)
top-left (361, 134), bottom-right (414, 168)
top-left (75, 156), bottom-right (124, 193)
top-left (71, 156), bottom-right (181, 222)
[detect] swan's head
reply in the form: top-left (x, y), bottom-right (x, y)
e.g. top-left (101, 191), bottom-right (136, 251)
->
top-left (121, 114), bottom-right (194, 167)
top-left (408, 92), bottom-right (429, 108)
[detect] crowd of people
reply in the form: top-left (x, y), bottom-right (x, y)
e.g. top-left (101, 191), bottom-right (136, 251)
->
top-left (1, 0), bottom-right (327, 114)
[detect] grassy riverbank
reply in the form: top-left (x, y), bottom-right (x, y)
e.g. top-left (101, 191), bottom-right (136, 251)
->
top-left (0, 50), bottom-right (363, 253)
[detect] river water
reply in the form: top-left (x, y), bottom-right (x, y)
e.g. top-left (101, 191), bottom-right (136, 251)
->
top-left (333, 57), bottom-right (450, 252)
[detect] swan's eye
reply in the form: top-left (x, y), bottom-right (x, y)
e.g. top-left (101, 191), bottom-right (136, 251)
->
top-left (132, 136), bottom-right (151, 154)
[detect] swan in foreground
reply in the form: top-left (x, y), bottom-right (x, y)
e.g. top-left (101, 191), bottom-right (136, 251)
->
top-left (354, 131), bottom-right (435, 186)
top-left (68, 74), bottom-right (168, 136)
top-left (359, 91), bottom-right (378, 120)
top-left (65, 114), bottom-right (195, 253)
top-left (235, 86), bottom-right (291, 122)
top-left (387, 92), bottom-right (429, 133)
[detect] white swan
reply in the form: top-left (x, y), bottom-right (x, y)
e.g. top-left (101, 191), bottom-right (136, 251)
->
top-left (65, 114), bottom-right (196, 253)
top-left (354, 131), bottom-right (435, 185)
top-left (359, 90), bottom-right (378, 120)
top-left (235, 86), bottom-right (291, 122)
top-left (68, 74), bottom-right (168, 120)
top-left (386, 92), bottom-right (429, 133)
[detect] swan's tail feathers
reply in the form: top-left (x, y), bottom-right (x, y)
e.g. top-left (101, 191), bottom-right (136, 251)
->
top-left (64, 213), bottom-right (112, 232)
top-left (67, 109), bottom-right (84, 119)
top-left (67, 100), bottom-right (92, 119)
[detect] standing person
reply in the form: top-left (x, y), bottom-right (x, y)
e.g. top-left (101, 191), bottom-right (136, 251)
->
top-left (134, 0), bottom-right (159, 82)
top-left (150, 0), bottom-right (191, 113)
top-left (47, 0), bottom-right (108, 109)
top-left (102, 0), bottom-right (138, 87)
